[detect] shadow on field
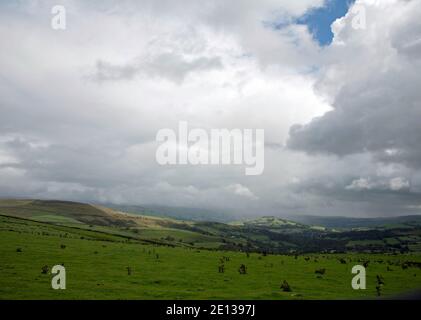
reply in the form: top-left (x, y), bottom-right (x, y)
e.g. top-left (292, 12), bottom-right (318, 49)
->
top-left (389, 289), bottom-right (421, 300)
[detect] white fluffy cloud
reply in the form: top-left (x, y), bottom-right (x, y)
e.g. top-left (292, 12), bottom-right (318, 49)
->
top-left (287, 0), bottom-right (421, 216)
top-left (346, 177), bottom-right (410, 192)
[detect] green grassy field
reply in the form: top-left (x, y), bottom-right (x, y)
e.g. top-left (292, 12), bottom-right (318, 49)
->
top-left (1, 215), bottom-right (421, 300)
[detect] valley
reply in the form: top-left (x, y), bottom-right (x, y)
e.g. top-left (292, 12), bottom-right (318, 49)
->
top-left (1, 199), bottom-right (421, 299)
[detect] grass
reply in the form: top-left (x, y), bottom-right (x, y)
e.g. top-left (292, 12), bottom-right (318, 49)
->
top-left (1, 215), bottom-right (421, 300)
top-left (32, 215), bottom-right (84, 224)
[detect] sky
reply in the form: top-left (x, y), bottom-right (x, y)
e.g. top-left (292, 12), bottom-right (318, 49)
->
top-left (1, 0), bottom-right (421, 218)
top-left (297, 0), bottom-right (356, 45)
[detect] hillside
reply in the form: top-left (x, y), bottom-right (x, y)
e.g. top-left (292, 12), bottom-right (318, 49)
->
top-left (2, 199), bottom-right (421, 299)
top-left (106, 204), bottom-right (231, 222)
top-left (1, 199), bottom-right (421, 254)
top-left (0, 199), bottom-right (312, 252)
top-left (1, 210), bottom-right (421, 299)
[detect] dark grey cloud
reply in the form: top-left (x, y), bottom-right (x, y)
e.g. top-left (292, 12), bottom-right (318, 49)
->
top-left (282, 0), bottom-right (421, 217)
top-left (288, 0), bottom-right (421, 171)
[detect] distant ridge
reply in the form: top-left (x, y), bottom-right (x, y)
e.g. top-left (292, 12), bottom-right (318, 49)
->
top-left (287, 215), bottom-right (421, 229)
top-left (2, 199), bottom-right (421, 253)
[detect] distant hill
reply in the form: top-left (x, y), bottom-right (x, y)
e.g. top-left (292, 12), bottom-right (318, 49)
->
top-left (1, 199), bottom-right (421, 254)
top-left (105, 204), bottom-right (232, 222)
top-left (231, 216), bottom-right (323, 232)
top-left (287, 215), bottom-right (421, 229)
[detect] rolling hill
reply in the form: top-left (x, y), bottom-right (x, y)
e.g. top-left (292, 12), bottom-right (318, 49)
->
top-left (2, 200), bottom-right (421, 299)
top-left (1, 199), bottom-right (421, 254)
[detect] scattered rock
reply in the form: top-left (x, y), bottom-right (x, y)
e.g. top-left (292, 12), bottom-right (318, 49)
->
top-left (280, 280), bottom-right (292, 292)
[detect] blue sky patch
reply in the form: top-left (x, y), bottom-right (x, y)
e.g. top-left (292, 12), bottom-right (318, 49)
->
top-left (297, 0), bottom-right (356, 46)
